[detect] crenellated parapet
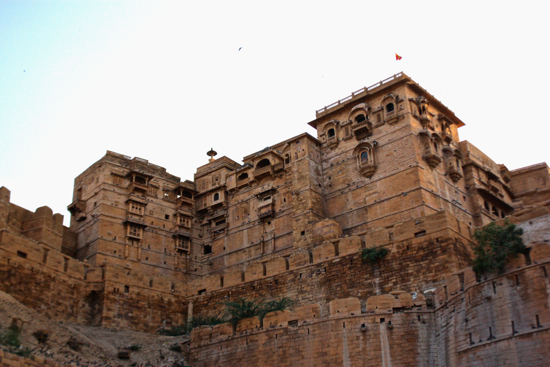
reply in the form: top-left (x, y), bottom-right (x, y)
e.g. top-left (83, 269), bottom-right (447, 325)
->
top-left (190, 294), bottom-right (431, 366)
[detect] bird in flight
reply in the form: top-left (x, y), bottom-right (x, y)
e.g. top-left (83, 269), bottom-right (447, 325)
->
top-left (239, 47), bottom-right (242, 51)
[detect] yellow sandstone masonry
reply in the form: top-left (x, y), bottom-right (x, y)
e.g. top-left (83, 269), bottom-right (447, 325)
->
top-left (2, 73), bottom-right (550, 365)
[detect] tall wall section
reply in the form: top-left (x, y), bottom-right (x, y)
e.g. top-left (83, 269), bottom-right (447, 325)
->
top-left (189, 206), bottom-right (550, 367)
top-left (186, 210), bottom-right (473, 320)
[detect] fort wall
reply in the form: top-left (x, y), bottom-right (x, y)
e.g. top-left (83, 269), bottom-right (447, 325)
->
top-left (189, 236), bottom-right (550, 367)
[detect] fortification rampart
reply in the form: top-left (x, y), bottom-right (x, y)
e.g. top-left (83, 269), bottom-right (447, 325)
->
top-left (0, 229), bottom-right (188, 332)
top-left (186, 210), bottom-right (474, 320)
top-left (189, 294), bottom-right (434, 367)
top-left (189, 239), bottom-right (550, 367)
top-left (0, 350), bottom-right (70, 367)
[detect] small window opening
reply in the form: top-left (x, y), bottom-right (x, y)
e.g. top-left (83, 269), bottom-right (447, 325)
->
top-left (198, 289), bottom-right (206, 295)
top-left (17, 251), bottom-right (27, 259)
top-left (124, 285), bottom-right (129, 293)
top-left (257, 158), bottom-right (271, 168)
top-left (484, 201), bottom-right (490, 211)
top-left (42, 250), bottom-right (48, 263)
top-left (63, 257), bottom-right (69, 272)
top-left (238, 172), bottom-right (249, 181)
top-left (360, 151), bottom-right (369, 163)
top-left (165, 214), bottom-right (170, 220)
top-left (355, 114), bottom-right (366, 123)
top-left (492, 206), bottom-right (498, 216)
top-left (386, 103), bottom-right (395, 113)
top-left (433, 141), bottom-right (438, 152)
top-left (300, 231), bottom-right (305, 236)
top-left (204, 245), bottom-right (212, 254)
top-left (262, 263), bottom-right (267, 276)
top-left (220, 276), bottom-right (224, 287)
top-left (213, 193), bottom-right (220, 201)
top-left (215, 219), bottom-right (226, 226)
top-left (380, 318), bottom-right (385, 323)
top-left (327, 128), bottom-right (335, 138)
top-left (414, 230), bottom-right (426, 238)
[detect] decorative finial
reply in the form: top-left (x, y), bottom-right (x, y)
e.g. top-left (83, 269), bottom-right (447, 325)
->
top-left (207, 148), bottom-right (218, 163)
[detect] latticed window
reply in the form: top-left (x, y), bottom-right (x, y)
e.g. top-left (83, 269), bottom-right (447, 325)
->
top-left (147, 186), bottom-right (158, 197)
top-left (113, 175), bottom-right (124, 187)
top-left (176, 237), bottom-right (189, 249)
top-left (129, 202), bottom-right (143, 215)
top-left (128, 224), bottom-right (141, 238)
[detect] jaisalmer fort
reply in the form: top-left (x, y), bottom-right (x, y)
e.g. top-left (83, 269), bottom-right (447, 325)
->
top-left (2, 72), bottom-right (550, 366)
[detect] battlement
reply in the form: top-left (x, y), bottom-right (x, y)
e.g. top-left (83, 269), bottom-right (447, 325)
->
top-left (185, 210), bottom-right (472, 297)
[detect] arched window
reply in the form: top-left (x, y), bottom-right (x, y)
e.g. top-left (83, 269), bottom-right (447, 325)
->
top-left (360, 151), bottom-right (369, 163)
top-left (327, 128), bottom-right (335, 138)
top-left (355, 114), bottom-right (366, 123)
top-left (386, 103), bottom-right (395, 113)
top-left (257, 159), bottom-right (270, 168)
top-left (484, 201), bottom-right (490, 210)
top-left (237, 172), bottom-right (248, 181)
top-left (213, 193), bottom-right (219, 201)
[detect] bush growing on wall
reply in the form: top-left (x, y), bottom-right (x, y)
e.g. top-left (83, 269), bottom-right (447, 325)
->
top-left (472, 220), bottom-right (526, 276)
top-left (361, 247), bottom-right (388, 264)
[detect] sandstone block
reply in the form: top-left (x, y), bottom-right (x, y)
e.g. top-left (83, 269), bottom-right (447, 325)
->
top-left (329, 297), bottom-right (361, 316)
top-left (263, 310), bottom-right (290, 328)
top-left (236, 316), bottom-right (260, 333)
top-left (339, 235), bottom-right (362, 256)
top-left (312, 241), bottom-right (335, 263)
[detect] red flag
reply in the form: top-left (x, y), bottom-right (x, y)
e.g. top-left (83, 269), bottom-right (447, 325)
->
top-left (395, 53), bottom-right (402, 60)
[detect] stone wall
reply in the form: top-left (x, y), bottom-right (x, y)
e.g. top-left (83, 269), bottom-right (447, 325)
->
top-left (0, 229), bottom-right (188, 333)
top-left (189, 241), bottom-right (550, 367)
top-left (190, 296), bottom-right (434, 367)
top-left (187, 210), bottom-right (473, 319)
top-left (0, 350), bottom-right (70, 367)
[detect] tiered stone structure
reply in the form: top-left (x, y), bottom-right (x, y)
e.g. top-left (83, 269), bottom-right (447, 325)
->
top-left (2, 72), bottom-right (550, 366)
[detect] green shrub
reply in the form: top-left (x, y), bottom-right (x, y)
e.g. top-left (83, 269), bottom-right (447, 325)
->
top-left (186, 315), bottom-right (227, 333)
top-left (0, 325), bottom-right (22, 348)
top-left (14, 347), bottom-right (32, 358)
top-left (169, 344), bottom-right (183, 353)
top-left (129, 344), bottom-right (142, 351)
top-left (157, 325), bottom-right (188, 336)
top-left (224, 297), bottom-right (293, 326)
top-left (472, 220), bottom-right (526, 276)
top-left (362, 247), bottom-right (388, 264)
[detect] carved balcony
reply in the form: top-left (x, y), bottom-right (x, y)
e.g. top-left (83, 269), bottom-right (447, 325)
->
top-left (127, 181), bottom-right (148, 193)
top-left (174, 229), bottom-right (191, 238)
top-left (176, 196), bottom-right (194, 206)
top-left (326, 135), bottom-right (338, 148)
top-left (175, 243), bottom-right (190, 252)
top-left (359, 162), bottom-right (377, 179)
top-left (352, 121), bottom-right (372, 140)
top-left (423, 152), bottom-right (442, 170)
top-left (128, 193), bottom-right (148, 205)
top-left (447, 165), bottom-right (463, 183)
top-left (211, 222), bottom-right (227, 233)
top-left (236, 176), bottom-right (250, 188)
top-left (254, 165), bottom-right (274, 179)
top-left (67, 200), bottom-right (87, 221)
top-left (258, 199), bottom-right (274, 219)
top-left (273, 162), bottom-right (284, 172)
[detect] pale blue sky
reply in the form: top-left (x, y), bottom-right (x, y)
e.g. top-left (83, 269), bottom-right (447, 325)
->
top-left (1, 1), bottom-right (549, 224)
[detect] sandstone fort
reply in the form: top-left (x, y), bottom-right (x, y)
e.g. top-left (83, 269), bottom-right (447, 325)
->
top-left (2, 72), bottom-right (550, 366)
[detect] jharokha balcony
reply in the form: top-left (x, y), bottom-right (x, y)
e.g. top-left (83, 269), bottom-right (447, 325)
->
top-left (67, 200), bottom-right (87, 221)
top-left (254, 165), bottom-right (273, 179)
